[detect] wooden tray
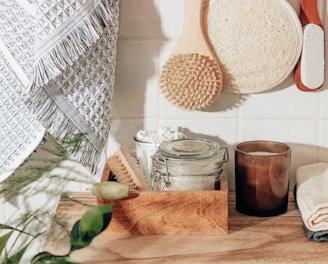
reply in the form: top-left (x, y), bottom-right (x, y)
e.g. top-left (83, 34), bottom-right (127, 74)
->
top-left (44, 191), bottom-right (328, 263)
top-left (97, 165), bottom-right (228, 235)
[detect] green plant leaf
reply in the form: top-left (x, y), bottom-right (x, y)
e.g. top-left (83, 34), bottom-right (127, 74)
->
top-left (5, 243), bottom-right (29, 264)
top-left (69, 220), bottom-right (88, 251)
top-left (70, 204), bottom-right (112, 252)
top-left (0, 224), bottom-right (15, 230)
top-left (5, 230), bottom-right (45, 264)
top-left (31, 251), bottom-right (78, 264)
top-left (0, 231), bottom-right (13, 256)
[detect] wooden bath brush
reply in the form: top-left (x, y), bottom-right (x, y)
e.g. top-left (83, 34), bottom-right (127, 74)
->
top-left (160, 0), bottom-right (223, 111)
top-left (106, 147), bottom-right (150, 191)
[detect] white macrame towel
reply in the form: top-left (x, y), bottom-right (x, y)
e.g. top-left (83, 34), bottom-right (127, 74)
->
top-left (0, 0), bottom-right (45, 182)
top-left (25, 0), bottom-right (120, 171)
top-left (296, 163), bottom-right (328, 232)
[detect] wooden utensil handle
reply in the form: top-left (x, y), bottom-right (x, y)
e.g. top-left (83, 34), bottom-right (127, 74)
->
top-left (179, 0), bottom-right (205, 39)
top-left (173, 0), bottom-right (212, 56)
top-left (299, 0), bottom-right (322, 26)
top-left (183, 0), bottom-right (204, 26)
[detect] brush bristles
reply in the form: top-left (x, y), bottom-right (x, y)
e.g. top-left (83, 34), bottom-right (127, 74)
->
top-left (106, 148), bottom-right (151, 191)
top-left (160, 53), bottom-right (222, 111)
top-left (107, 155), bottom-right (137, 189)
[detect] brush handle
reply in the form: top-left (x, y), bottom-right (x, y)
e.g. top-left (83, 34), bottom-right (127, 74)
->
top-left (173, 0), bottom-right (212, 56)
top-left (160, 0), bottom-right (222, 110)
top-left (299, 0), bottom-right (322, 26)
top-left (182, 0), bottom-right (204, 31)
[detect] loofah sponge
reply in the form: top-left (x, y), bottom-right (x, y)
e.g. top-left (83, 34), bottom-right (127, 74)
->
top-left (207, 0), bottom-right (302, 93)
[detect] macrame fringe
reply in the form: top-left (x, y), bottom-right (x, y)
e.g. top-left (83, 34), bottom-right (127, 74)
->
top-left (31, 0), bottom-right (118, 88)
top-left (25, 88), bottom-right (103, 174)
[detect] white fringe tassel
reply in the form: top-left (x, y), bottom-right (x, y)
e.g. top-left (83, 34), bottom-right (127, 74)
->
top-left (25, 0), bottom-right (119, 172)
top-left (25, 86), bottom-right (105, 173)
top-left (31, 0), bottom-right (118, 88)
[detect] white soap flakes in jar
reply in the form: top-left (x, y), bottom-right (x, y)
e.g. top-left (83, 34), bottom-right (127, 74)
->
top-left (133, 127), bottom-right (186, 182)
top-left (151, 138), bottom-right (229, 191)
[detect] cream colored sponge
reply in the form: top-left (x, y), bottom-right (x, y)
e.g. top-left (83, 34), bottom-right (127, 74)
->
top-left (207, 0), bottom-right (302, 93)
top-left (300, 24), bottom-right (325, 89)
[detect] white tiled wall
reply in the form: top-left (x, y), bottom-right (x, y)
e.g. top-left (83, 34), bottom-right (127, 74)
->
top-left (107, 0), bottom-right (328, 190)
top-left (1, 1), bottom-right (327, 261)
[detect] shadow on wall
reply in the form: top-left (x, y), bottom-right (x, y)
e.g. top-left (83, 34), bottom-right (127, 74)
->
top-left (287, 142), bottom-right (328, 187)
top-left (201, 0), bottom-right (301, 113)
top-left (109, 0), bottom-right (164, 153)
top-left (111, 0), bottom-right (310, 120)
top-left (110, 0), bottom-right (302, 143)
top-left (203, 72), bottom-right (296, 114)
top-left (176, 126), bottom-right (328, 192)
top-left (108, 0), bottom-right (327, 181)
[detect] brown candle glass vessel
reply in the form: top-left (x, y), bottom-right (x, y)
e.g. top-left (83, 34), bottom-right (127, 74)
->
top-left (235, 140), bottom-right (291, 217)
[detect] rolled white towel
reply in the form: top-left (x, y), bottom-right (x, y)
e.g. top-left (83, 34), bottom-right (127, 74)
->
top-left (296, 163), bottom-right (328, 232)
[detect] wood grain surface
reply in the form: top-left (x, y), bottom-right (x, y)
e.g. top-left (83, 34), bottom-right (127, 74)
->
top-left (44, 192), bottom-right (328, 263)
top-left (105, 190), bottom-right (228, 235)
top-left (98, 166), bottom-right (228, 235)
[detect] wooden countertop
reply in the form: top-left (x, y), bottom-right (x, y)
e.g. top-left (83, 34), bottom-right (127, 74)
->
top-left (44, 192), bottom-right (328, 263)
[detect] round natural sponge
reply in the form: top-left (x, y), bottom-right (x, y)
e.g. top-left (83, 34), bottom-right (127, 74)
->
top-left (207, 0), bottom-right (302, 93)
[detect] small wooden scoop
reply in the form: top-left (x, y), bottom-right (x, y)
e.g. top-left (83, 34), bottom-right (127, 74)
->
top-left (160, 0), bottom-right (222, 111)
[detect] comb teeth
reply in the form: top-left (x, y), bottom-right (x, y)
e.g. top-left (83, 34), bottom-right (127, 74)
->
top-left (107, 148), bottom-right (151, 191)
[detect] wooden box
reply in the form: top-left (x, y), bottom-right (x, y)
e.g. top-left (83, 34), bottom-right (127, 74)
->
top-left (97, 165), bottom-right (228, 235)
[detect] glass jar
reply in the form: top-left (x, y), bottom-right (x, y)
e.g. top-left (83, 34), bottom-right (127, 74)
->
top-left (133, 128), bottom-right (186, 182)
top-left (151, 138), bottom-right (229, 191)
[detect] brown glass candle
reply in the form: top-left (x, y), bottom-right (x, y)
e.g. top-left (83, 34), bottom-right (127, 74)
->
top-left (235, 141), bottom-right (291, 217)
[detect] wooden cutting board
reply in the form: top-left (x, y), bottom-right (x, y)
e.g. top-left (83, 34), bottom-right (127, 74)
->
top-left (206, 0), bottom-right (303, 93)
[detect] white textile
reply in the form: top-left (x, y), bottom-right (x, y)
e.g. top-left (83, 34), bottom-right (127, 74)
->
top-left (0, 0), bottom-right (45, 182)
top-left (25, 0), bottom-right (120, 171)
top-left (296, 163), bottom-right (328, 232)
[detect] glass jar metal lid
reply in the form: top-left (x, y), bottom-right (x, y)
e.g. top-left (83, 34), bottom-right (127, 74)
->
top-left (158, 138), bottom-right (220, 159)
top-left (151, 138), bottom-right (229, 191)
